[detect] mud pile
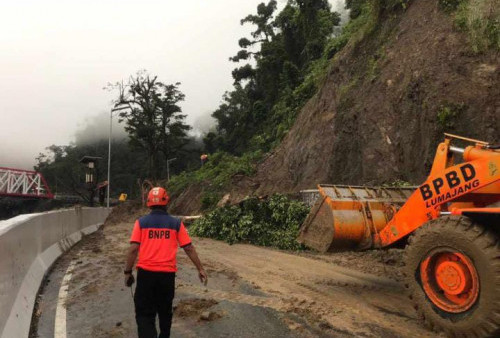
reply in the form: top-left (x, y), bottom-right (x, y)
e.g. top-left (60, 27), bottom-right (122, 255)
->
top-left (104, 201), bottom-right (147, 225)
top-left (174, 298), bottom-right (222, 322)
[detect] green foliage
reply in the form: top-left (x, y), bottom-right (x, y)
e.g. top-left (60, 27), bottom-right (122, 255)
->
top-left (438, 0), bottom-right (463, 12)
top-left (365, 47), bottom-right (387, 82)
top-left (190, 194), bottom-right (309, 250)
top-left (324, 33), bottom-right (349, 59)
top-left (200, 191), bottom-right (221, 211)
top-left (35, 135), bottom-right (204, 200)
top-left (346, 0), bottom-right (366, 19)
top-left (218, 0), bottom-right (387, 152)
top-left (382, 179), bottom-right (413, 187)
top-left (167, 151), bottom-right (262, 199)
top-left (436, 103), bottom-right (466, 129)
top-left (256, 56), bottom-right (329, 149)
top-left (35, 140), bottom-right (149, 199)
top-left (367, 56), bottom-right (379, 81)
top-left (207, 0), bottom-right (341, 155)
top-left (454, 0), bottom-right (499, 53)
top-left (347, 0), bottom-right (411, 19)
top-left (326, 0), bottom-right (379, 60)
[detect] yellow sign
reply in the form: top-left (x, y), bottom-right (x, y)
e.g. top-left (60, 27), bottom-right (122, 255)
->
top-left (119, 193), bottom-right (128, 202)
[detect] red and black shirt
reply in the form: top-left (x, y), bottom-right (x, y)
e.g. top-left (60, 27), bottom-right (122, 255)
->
top-left (130, 210), bottom-right (191, 272)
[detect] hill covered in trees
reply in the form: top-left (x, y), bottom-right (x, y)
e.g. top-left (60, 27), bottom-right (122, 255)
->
top-left (33, 0), bottom-right (498, 212)
top-left (169, 0), bottom-right (499, 214)
top-left (204, 0), bottom-right (342, 154)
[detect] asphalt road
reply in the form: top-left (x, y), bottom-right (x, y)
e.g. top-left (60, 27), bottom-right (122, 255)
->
top-left (31, 220), bottom-right (440, 338)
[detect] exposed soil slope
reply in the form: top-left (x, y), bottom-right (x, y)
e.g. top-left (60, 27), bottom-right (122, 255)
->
top-left (230, 0), bottom-right (499, 200)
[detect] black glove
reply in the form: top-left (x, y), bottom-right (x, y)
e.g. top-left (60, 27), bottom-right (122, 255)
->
top-left (125, 273), bottom-right (135, 287)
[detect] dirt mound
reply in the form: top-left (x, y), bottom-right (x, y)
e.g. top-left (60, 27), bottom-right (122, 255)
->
top-left (228, 0), bottom-right (499, 201)
top-left (168, 184), bottom-right (204, 215)
top-left (105, 201), bottom-right (147, 225)
top-left (174, 298), bottom-right (219, 318)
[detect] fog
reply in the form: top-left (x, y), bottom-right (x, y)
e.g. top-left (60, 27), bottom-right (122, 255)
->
top-left (74, 112), bottom-right (128, 145)
top-left (73, 109), bottom-right (216, 145)
top-left (0, 0), bottom-right (347, 170)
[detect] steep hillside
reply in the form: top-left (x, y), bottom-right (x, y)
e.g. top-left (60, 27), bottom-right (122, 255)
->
top-left (227, 0), bottom-right (499, 201)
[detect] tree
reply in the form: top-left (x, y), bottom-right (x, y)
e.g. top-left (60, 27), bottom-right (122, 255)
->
top-left (229, 0), bottom-right (278, 86)
top-left (157, 83), bottom-right (190, 169)
top-left (207, 0), bottom-right (340, 154)
top-left (35, 145), bottom-right (93, 201)
top-left (114, 72), bottom-right (191, 178)
top-left (241, 0), bottom-right (277, 42)
top-left (345, 0), bottom-right (366, 19)
top-left (212, 85), bottom-right (254, 154)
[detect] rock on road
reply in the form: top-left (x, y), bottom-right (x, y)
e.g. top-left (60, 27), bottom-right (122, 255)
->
top-left (31, 218), bottom-right (440, 338)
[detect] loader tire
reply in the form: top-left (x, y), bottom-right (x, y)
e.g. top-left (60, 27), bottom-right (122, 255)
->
top-left (404, 216), bottom-right (500, 337)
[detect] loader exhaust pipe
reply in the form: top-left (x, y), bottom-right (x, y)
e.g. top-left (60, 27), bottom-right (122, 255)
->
top-left (449, 146), bottom-right (465, 154)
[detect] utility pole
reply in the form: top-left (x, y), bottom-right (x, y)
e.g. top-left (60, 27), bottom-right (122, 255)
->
top-left (107, 104), bottom-right (129, 208)
top-left (107, 108), bottom-right (112, 208)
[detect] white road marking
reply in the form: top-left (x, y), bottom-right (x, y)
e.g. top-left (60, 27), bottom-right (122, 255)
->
top-left (54, 260), bottom-right (77, 338)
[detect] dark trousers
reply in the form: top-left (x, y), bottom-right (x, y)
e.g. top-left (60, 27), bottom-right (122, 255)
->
top-left (134, 268), bottom-right (176, 338)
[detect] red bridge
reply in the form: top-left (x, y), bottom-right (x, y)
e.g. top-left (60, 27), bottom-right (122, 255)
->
top-left (0, 167), bottom-right (53, 199)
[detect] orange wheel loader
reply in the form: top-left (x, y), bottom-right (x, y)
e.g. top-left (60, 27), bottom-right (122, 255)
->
top-left (298, 134), bottom-right (500, 337)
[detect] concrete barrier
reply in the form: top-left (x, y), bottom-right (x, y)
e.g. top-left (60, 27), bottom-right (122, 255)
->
top-left (0, 207), bottom-right (111, 338)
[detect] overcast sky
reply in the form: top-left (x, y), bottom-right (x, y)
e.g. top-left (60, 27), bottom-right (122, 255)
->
top-left (0, 0), bottom-right (347, 169)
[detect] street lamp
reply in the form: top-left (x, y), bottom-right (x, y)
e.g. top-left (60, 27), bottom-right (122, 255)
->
top-left (166, 158), bottom-right (177, 181)
top-left (107, 103), bottom-right (129, 208)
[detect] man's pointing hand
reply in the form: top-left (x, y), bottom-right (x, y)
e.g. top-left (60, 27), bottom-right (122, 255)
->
top-left (199, 269), bottom-right (208, 286)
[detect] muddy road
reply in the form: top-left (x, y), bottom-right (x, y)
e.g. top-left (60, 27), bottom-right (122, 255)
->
top-left (31, 219), bottom-right (440, 337)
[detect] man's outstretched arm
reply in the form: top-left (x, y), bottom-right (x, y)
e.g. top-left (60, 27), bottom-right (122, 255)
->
top-left (183, 244), bottom-right (208, 285)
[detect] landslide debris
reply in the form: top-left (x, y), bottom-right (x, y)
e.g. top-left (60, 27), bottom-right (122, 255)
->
top-left (174, 298), bottom-right (220, 319)
top-left (105, 201), bottom-right (146, 225)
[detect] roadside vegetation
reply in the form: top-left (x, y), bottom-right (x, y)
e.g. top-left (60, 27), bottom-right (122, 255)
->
top-left (190, 194), bottom-right (309, 250)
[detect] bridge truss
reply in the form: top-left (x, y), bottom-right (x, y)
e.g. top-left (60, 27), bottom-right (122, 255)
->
top-left (0, 167), bottom-right (53, 199)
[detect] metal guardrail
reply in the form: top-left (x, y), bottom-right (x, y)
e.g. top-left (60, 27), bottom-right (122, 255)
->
top-left (0, 167), bottom-right (53, 199)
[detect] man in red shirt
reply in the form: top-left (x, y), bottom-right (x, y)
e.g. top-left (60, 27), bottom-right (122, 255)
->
top-left (124, 187), bottom-right (207, 338)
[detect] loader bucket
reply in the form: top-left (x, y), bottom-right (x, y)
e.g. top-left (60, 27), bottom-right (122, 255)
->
top-left (297, 185), bottom-right (415, 252)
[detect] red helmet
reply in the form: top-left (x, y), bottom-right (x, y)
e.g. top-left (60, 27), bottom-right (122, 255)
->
top-left (147, 187), bottom-right (170, 207)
